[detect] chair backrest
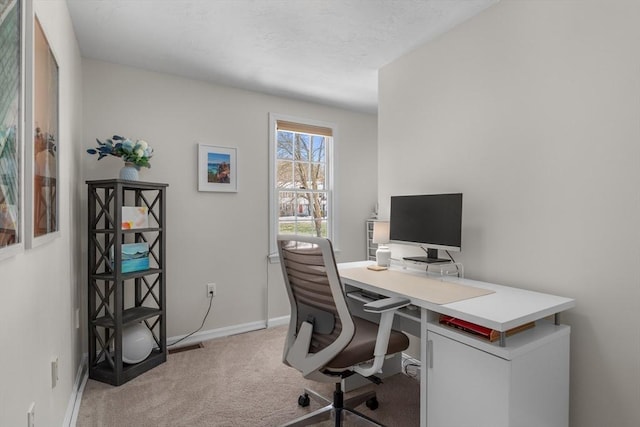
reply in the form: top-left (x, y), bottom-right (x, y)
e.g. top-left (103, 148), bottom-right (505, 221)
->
top-left (277, 235), bottom-right (355, 379)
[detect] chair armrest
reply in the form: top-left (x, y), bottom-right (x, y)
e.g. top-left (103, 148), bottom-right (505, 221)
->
top-left (353, 297), bottom-right (411, 378)
top-left (363, 296), bottom-right (411, 313)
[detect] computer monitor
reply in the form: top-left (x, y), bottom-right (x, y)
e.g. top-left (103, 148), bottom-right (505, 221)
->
top-left (389, 193), bottom-right (463, 263)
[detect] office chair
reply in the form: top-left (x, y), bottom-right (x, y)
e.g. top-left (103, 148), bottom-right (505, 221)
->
top-left (277, 235), bottom-right (411, 427)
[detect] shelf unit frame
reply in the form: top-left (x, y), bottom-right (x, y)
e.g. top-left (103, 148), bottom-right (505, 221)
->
top-left (87, 179), bottom-right (168, 386)
top-left (365, 219), bottom-right (378, 261)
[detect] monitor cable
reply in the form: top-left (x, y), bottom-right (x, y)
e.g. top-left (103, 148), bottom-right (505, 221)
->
top-left (445, 250), bottom-right (456, 263)
top-left (402, 357), bottom-right (420, 379)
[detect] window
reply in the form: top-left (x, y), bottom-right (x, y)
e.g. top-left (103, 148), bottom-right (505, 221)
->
top-left (269, 114), bottom-right (334, 255)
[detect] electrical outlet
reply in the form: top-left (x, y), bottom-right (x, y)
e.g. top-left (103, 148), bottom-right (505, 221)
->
top-left (207, 283), bottom-right (216, 297)
top-left (51, 357), bottom-right (58, 388)
top-left (27, 402), bottom-right (35, 427)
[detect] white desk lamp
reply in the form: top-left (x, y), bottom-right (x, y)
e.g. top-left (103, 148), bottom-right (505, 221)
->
top-left (372, 221), bottom-right (391, 267)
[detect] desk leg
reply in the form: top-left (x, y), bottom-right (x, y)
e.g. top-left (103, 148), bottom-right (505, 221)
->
top-left (420, 308), bottom-right (428, 427)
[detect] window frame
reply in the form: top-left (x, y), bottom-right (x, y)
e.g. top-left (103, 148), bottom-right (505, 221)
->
top-left (268, 113), bottom-right (335, 258)
top-left (0, 0), bottom-right (25, 261)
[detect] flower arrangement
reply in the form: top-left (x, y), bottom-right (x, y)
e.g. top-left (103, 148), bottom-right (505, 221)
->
top-left (87, 135), bottom-right (153, 168)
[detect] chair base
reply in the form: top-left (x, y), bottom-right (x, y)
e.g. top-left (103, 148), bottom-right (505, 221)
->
top-left (281, 383), bottom-right (384, 427)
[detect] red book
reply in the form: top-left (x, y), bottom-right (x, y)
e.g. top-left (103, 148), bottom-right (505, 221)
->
top-left (439, 315), bottom-right (493, 339)
top-left (439, 315), bottom-right (535, 342)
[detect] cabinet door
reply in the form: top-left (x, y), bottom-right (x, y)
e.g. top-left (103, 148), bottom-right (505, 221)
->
top-left (427, 331), bottom-right (510, 427)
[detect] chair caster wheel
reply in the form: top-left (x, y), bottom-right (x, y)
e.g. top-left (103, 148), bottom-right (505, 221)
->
top-left (366, 397), bottom-right (379, 410)
top-left (298, 394), bottom-right (310, 407)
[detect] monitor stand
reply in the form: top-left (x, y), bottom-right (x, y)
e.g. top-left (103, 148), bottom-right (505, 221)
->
top-left (403, 256), bottom-right (450, 264)
top-left (403, 248), bottom-right (450, 264)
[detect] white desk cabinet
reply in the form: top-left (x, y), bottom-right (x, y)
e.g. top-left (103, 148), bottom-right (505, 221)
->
top-left (339, 262), bottom-right (575, 427)
top-left (426, 322), bottom-right (570, 427)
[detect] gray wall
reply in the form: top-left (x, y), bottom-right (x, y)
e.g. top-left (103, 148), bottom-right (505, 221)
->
top-left (378, 1), bottom-right (639, 426)
top-left (0, 1), bottom-right (83, 426)
top-left (81, 59), bottom-right (378, 338)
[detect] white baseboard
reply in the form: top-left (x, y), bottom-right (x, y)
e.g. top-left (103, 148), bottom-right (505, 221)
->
top-left (267, 315), bottom-right (290, 328)
top-left (167, 319), bottom-right (270, 349)
top-left (63, 353), bottom-right (88, 427)
top-left (167, 316), bottom-right (293, 348)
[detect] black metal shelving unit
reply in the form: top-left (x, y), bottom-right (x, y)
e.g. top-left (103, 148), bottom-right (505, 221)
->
top-left (87, 179), bottom-right (168, 386)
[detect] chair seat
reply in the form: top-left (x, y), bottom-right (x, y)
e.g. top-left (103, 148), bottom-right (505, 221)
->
top-left (326, 316), bottom-right (409, 370)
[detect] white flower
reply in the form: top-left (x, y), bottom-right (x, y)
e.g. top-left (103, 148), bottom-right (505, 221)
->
top-left (89, 135), bottom-right (154, 168)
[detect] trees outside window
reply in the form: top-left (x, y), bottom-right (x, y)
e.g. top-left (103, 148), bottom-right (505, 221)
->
top-left (270, 115), bottom-right (334, 253)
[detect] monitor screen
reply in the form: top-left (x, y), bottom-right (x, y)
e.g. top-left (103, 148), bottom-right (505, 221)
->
top-left (389, 193), bottom-right (463, 252)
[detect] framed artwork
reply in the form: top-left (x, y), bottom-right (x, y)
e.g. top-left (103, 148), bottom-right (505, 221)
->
top-left (0, 0), bottom-right (24, 259)
top-left (26, 15), bottom-right (59, 247)
top-left (198, 144), bottom-right (237, 192)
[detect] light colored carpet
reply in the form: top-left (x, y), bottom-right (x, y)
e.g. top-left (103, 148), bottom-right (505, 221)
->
top-left (76, 325), bottom-right (420, 426)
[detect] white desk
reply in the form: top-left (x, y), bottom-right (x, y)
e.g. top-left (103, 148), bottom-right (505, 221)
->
top-left (339, 261), bottom-right (575, 427)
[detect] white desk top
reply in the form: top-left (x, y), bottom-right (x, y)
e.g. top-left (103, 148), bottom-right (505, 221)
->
top-left (339, 265), bottom-right (494, 305)
top-left (339, 261), bottom-right (575, 331)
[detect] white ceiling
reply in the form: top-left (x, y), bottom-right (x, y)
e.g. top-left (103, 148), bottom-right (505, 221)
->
top-left (66, 0), bottom-right (497, 114)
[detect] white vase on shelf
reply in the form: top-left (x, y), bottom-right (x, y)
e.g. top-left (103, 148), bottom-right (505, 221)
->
top-left (119, 162), bottom-right (139, 181)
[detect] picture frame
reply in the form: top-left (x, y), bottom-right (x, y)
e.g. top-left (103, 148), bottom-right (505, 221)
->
top-left (25, 14), bottom-right (59, 248)
top-left (0, 0), bottom-right (24, 260)
top-left (198, 144), bottom-right (237, 192)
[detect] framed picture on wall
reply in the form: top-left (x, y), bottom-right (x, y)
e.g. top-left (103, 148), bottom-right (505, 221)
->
top-left (198, 144), bottom-right (238, 192)
top-left (0, 0), bottom-right (24, 260)
top-left (26, 15), bottom-right (59, 248)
